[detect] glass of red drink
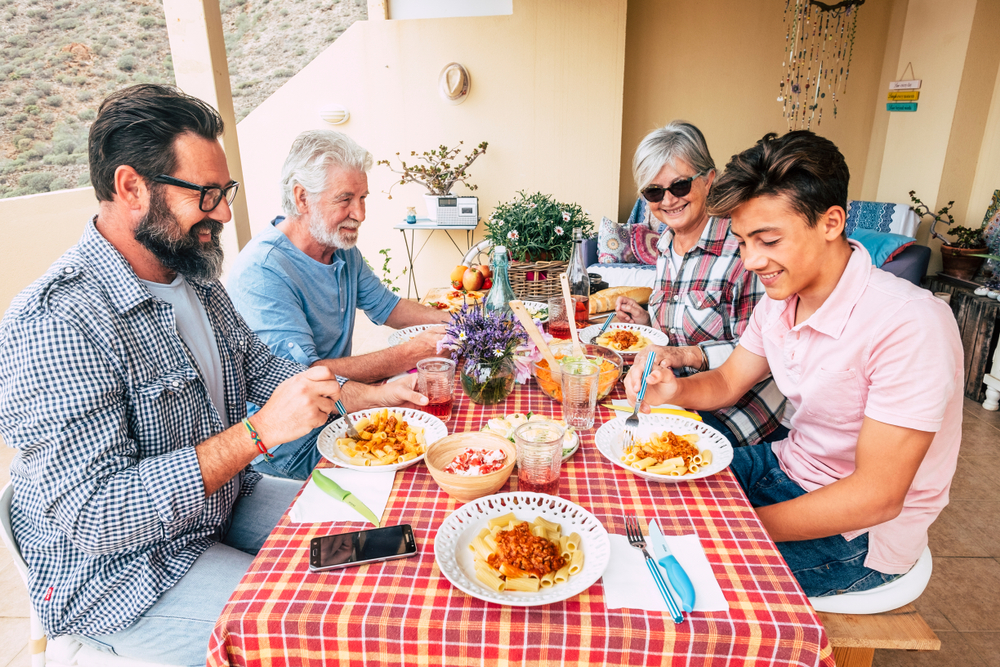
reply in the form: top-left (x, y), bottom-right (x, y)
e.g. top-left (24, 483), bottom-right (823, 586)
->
top-left (416, 358), bottom-right (456, 422)
top-left (546, 296), bottom-right (571, 339)
top-left (513, 420), bottom-right (566, 496)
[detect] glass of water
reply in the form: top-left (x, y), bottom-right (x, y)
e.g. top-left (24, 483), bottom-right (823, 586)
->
top-left (559, 359), bottom-right (599, 429)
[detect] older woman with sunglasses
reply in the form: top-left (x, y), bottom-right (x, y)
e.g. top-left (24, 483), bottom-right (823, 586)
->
top-left (616, 121), bottom-right (787, 447)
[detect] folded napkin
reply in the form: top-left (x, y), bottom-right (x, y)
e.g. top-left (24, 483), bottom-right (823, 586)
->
top-left (289, 468), bottom-right (396, 524)
top-left (601, 530), bottom-right (728, 612)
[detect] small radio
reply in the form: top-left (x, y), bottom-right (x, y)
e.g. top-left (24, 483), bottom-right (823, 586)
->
top-left (434, 196), bottom-right (478, 226)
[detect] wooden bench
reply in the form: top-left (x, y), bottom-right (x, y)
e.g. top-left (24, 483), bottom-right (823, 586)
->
top-left (818, 604), bottom-right (940, 666)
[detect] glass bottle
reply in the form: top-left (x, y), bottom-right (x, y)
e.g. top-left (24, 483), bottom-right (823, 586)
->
top-left (566, 227), bottom-right (590, 328)
top-left (485, 245), bottom-right (516, 314)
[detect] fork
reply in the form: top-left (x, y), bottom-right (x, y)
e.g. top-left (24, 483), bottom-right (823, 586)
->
top-left (624, 516), bottom-right (684, 624)
top-left (335, 400), bottom-right (361, 439)
top-left (623, 350), bottom-right (657, 447)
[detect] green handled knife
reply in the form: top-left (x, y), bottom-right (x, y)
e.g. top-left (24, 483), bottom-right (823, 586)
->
top-left (311, 470), bottom-right (380, 527)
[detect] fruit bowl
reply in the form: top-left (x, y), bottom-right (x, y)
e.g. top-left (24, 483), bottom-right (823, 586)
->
top-left (424, 431), bottom-right (516, 503)
top-left (531, 341), bottom-right (623, 403)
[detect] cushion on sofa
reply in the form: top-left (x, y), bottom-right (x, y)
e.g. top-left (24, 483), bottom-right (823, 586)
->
top-left (848, 229), bottom-right (916, 266)
top-left (631, 225), bottom-right (660, 265)
top-left (845, 200), bottom-right (920, 237)
top-left (597, 216), bottom-right (637, 263)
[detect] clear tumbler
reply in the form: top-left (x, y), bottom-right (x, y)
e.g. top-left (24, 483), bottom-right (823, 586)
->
top-left (514, 420), bottom-right (566, 496)
top-left (560, 359), bottom-right (599, 429)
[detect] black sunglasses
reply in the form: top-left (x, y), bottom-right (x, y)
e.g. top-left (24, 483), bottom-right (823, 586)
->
top-left (641, 172), bottom-right (704, 203)
top-left (152, 174), bottom-right (240, 212)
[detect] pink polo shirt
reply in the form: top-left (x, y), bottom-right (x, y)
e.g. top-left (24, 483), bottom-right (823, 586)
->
top-left (739, 241), bottom-right (963, 574)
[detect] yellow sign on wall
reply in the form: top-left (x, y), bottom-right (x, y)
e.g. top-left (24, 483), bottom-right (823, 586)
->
top-left (887, 91), bottom-right (920, 102)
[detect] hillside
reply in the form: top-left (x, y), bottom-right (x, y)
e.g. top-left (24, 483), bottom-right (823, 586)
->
top-left (0, 0), bottom-right (365, 198)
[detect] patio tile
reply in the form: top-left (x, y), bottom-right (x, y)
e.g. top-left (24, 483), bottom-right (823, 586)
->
top-left (0, 564), bottom-right (29, 618)
top-left (0, 617), bottom-right (28, 667)
top-left (5, 646), bottom-right (30, 667)
top-left (873, 631), bottom-right (986, 666)
top-left (964, 633), bottom-right (1000, 667)
top-left (947, 456), bottom-right (1000, 500)
top-left (928, 501), bottom-right (991, 557)
top-left (960, 411), bottom-right (1000, 456)
top-left (917, 557), bottom-right (1000, 632)
top-left (0, 440), bottom-right (14, 487)
top-left (965, 397), bottom-right (1000, 426)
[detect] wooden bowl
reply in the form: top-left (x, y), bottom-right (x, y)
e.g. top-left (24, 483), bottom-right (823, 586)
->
top-left (424, 431), bottom-right (516, 503)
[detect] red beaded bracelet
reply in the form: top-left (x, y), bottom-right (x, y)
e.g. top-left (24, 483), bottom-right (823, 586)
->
top-left (242, 418), bottom-right (273, 459)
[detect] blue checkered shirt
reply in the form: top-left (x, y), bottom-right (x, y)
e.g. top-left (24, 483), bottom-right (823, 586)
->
top-left (0, 220), bottom-right (304, 637)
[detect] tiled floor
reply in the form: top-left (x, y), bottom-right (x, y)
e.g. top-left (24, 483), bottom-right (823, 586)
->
top-left (1, 316), bottom-right (998, 665)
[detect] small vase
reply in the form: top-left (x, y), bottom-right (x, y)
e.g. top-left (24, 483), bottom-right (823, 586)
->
top-left (461, 357), bottom-right (516, 405)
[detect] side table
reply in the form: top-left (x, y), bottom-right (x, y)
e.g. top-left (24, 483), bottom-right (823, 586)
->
top-left (394, 219), bottom-right (478, 299)
top-left (926, 275), bottom-right (1000, 406)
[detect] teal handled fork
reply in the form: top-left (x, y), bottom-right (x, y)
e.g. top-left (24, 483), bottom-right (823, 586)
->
top-left (623, 349), bottom-right (656, 447)
top-left (624, 515), bottom-right (684, 624)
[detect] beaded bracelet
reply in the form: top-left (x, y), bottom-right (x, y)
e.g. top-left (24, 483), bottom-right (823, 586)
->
top-left (242, 417), bottom-right (273, 459)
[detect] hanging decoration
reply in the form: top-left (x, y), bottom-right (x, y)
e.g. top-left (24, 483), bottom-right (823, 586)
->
top-left (778, 0), bottom-right (865, 131)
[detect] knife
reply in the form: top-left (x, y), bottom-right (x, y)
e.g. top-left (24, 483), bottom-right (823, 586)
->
top-left (648, 520), bottom-right (695, 613)
top-left (311, 470), bottom-right (381, 527)
top-left (602, 403), bottom-right (703, 421)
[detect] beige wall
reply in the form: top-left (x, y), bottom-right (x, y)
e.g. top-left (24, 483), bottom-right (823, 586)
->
top-left (236, 0), bottom-right (628, 297)
top-left (0, 188), bottom-right (97, 313)
top-left (618, 0), bottom-right (897, 220)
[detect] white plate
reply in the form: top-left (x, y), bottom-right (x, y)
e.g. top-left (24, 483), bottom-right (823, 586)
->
top-left (316, 407), bottom-right (448, 472)
top-left (561, 432), bottom-right (580, 462)
top-left (522, 300), bottom-right (548, 323)
top-left (434, 492), bottom-right (611, 606)
top-left (578, 322), bottom-right (669, 355)
top-left (387, 324), bottom-right (439, 347)
top-left (594, 414), bottom-right (733, 482)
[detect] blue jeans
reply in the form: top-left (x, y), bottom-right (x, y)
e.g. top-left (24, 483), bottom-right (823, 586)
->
top-left (250, 423), bottom-right (326, 481)
top-left (698, 410), bottom-right (789, 448)
top-left (73, 475), bottom-right (303, 666)
top-left (730, 443), bottom-right (901, 597)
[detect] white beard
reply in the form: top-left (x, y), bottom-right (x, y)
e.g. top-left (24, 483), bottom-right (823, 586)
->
top-left (309, 215), bottom-right (359, 250)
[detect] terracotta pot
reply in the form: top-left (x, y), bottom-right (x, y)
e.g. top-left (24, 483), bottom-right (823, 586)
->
top-left (940, 245), bottom-right (987, 281)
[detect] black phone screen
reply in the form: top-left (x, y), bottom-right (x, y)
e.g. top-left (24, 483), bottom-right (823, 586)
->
top-left (310, 525), bottom-right (416, 571)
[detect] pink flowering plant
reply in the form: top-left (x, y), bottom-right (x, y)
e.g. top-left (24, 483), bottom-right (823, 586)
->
top-left (484, 191), bottom-right (593, 262)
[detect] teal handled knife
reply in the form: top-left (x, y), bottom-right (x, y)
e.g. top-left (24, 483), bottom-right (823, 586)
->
top-left (311, 470), bottom-right (380, 527)
top-left (648, 519), bottom-right (696, 613)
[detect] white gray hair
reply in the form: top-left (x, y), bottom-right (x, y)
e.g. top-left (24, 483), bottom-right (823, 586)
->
top-left (280, 129), bottom-right (373, 217)
top-left (632, 121), bottom-right (716, 192)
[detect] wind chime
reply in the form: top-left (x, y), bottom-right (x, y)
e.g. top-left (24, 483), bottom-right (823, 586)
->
top-left (779, 0), bottom-right (865, 131)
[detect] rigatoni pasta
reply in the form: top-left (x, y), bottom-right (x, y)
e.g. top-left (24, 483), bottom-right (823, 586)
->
top-left (621, 430), bottom-right (712, 476)
top-left (470, 516), bottom-right (584, 593)
top-left (335, 409), bottom-right (426, 466)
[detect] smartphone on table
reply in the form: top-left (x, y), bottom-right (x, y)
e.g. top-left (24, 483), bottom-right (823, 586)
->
top-left (309, 524), bottom-right (417, 572)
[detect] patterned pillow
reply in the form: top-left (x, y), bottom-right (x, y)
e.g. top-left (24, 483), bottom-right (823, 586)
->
top-left (597, 216), bottom-right (637, 264)
top-left (631, 225), bottom-right (660, 265)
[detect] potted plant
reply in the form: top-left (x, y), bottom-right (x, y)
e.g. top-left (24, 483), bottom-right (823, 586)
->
top-left (437, 304), bottom-right (526, 405)
top-left (911, 190), bottom-right (988, 281)
top-left (377, 141), bottom-right (488, 221)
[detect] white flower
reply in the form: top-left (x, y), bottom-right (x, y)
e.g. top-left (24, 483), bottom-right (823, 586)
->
top-left (528, 203), bottom-right (537, 209)
top-left (507, 230), bottom-right (519, 240)
top-left (554, 226), bottom-right (564, 236)
top-left (561, 210), bottom-right (571, 222)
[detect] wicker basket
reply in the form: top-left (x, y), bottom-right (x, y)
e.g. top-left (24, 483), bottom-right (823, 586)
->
top-left (508, 260), bottom-right (568, 301)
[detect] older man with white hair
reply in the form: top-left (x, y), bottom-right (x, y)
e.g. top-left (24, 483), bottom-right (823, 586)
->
top-left (229, 130), bottom-right (448, 479)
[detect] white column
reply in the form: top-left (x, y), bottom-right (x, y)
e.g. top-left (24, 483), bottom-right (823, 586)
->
top-left (161, 0), bottom-right (251, 263)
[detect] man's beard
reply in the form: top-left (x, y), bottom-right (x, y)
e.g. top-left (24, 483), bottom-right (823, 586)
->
top-left (309, 213), bottom-right (359, 250)
top-left (135, 187), bottom-right (225, 281)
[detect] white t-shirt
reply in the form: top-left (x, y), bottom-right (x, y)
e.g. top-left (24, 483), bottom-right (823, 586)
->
top-left (668, 242), bottom-right (684, 277)
top-left (141, 275), bottom-right (229, 427)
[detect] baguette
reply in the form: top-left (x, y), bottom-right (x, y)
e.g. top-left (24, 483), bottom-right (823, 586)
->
top-left (589, 286), bottom-right (652, 314)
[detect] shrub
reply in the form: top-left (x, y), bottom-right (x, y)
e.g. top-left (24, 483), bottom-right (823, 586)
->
top-left (0, 97), bottom-right (15, 106)
top-left (76, 172), bottom-right (91, 187)
top-left (49, 177), bottom-right (69, 191)
top-left (77, 90), bottom-right (93, 102)
top-left (18, 172), bottom-right (56, 192)
top-left (23, 94), bottom-right (38, 105)
top-left (16, 137), bottom-right (34, 152)
top-left (77, 108), bottom-right (95, 121)
top-left (117, 55), bottom-right (136, 72)
top-left (40, 112), bottom-right (53, 123)
top-left (55, 18), bottom-right (78, 30)
top-left (272, 68), bottom-right (293, 78)
top-left (137, 16), bottom-right (156, 29)
top-left (18, 127), bottom-right (34, 138)
top-left (35, 81), bottom-right (52, 95)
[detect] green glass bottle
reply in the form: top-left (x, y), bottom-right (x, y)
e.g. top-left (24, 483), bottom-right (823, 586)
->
top-left (485, 245), bottom-right (516, 314)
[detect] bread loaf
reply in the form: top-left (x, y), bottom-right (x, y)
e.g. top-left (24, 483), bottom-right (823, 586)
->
top-left (589, 286), bottom-right (652, 314)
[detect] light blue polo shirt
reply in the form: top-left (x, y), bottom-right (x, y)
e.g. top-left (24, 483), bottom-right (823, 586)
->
top-left (228, 217), bottom-right (400, 366)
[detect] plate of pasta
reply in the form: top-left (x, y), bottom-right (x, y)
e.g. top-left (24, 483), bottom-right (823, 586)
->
top-left (387, 324), bottom-right (442, 347)
top-left (434, 492), bottom-right (611, 606)
top-left (316, 407), bottom-right (448, 472)
top-left (594, 414), bottom-right (733, 482)
top-left (578, 323), bottom-right (668, 359)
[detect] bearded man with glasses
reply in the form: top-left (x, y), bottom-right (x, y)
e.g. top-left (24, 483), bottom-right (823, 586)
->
top-left (615, 121), bottom-right (787, 448)
top-left (0, 84), bottom-right (424, 665)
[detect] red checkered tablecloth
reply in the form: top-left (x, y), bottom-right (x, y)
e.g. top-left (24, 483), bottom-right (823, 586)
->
top-left (207, 381), bottom-right (835, 667)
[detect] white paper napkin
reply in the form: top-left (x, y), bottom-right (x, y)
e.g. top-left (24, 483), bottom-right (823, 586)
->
top-left (288, 468), bottom-right (396, 524)
top-left (608, 399), bottom-right (689, 412)
top-left (601, 529), bottom-right (729, 612)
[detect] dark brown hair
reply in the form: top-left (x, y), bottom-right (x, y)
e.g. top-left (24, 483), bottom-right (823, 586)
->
top-left (88, 84), bottom-right (224, 202)
top-left (706, 130), bottom-right (849, 227)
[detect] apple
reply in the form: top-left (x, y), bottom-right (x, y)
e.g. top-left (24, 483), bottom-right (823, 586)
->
top-left (450, 265), bottom-right (467, 289)
top-left (477, 264), bottom-right (492, 280)
top-left (483, 277), bottom-right (493, 290)
top-left (463, 267), bottom-right (485, 292)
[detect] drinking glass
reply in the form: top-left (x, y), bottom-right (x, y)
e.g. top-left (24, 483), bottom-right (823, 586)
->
top-left (547, 295), bottom-right (570, 339)
top-left (514, 420), bottom-right (566, 496)
top-left (416, 358), bottom-right (456, 422)
top-left (560, 359), bottom-right (599, 428)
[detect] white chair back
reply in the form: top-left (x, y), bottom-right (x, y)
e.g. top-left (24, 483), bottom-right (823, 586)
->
top-left (1, 483), bottom-right (47, 667)
top-left (809, 546), bottom-right (933, 615)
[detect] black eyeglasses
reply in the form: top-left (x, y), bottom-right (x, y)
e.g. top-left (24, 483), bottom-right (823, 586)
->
top-left (151, 174), bottom-right (240, 212)
top-left (641, 172), bottom-right (704, 203)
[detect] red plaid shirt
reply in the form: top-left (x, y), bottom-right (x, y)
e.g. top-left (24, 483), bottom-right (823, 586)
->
top-left (648, 216), bottom-right (786, 446)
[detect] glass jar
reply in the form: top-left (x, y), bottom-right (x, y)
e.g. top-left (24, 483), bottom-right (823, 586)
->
top-left (460, 356), bottom-right (516, 405)
top-left (484, 245), bottom-right (517, 315)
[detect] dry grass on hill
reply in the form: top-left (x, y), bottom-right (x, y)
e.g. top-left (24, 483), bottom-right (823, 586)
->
top-left (0, 0), bottom-right (365, 199)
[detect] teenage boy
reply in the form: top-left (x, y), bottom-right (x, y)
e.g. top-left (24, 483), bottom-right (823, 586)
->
top-left (625, 130), bottom-right (963, 597)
